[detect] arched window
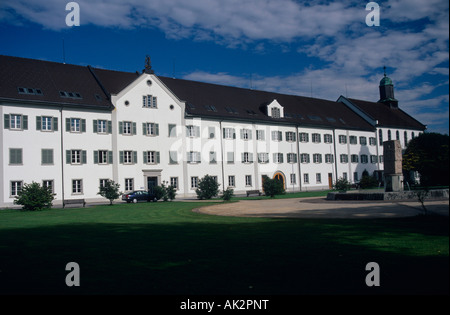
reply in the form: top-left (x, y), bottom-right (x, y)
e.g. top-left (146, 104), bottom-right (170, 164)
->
top-left (404, 131), bottom-right (408, 145)
top-left (388, 130), bottom-right (392, 141)
top-left (396, 130), bottom-right (400, 140)
top-left (379, 129), bottom-right (383, 143)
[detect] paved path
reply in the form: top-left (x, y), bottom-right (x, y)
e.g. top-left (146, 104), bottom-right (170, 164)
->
top-left (195, 197), bottom-right (449, 219)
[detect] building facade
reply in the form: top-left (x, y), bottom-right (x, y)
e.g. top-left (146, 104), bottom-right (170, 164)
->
top-left (0, 55), bottom-right (426, 207)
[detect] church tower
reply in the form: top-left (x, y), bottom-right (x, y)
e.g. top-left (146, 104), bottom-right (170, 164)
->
top-left (378, 67), bottom-right (398, 108)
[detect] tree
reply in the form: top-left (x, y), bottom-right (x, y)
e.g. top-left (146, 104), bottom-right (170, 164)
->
top-left (221, 187), bottom-right (234, 201)
top-left (334, 177), bottom-right (351, 192)
top-left (403, 132), bottom-right (449, 187)
top-left (98, 180), bottom-right (121, 205)
top-left (14, 181), bottom-right (55, 211)
top-left (359, 170), bottom-right (379, 189)
top-left (196, 175), bottom-right (220, 200)
top-left (262, 176), bottom-right (285, 198)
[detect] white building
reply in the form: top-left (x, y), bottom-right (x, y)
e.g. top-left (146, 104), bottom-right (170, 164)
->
top-left (0, 55), bottom-right (426, 207)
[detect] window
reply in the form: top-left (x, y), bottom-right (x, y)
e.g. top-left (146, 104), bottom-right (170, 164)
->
top-left (94, 150), bottom-right (112, 164)
top-left (9, 148), bottom-right (22, 165)
top-left (225, 107), bottom-right (238, 114)
top-left (227, 152), bottom-right (234, 164)
top-left (312, 133), bottom-right (321, 143)
top-left (361, 154), bottom-right (368, 164)
top-left (313, 153), bottom-right (322, 163)
top-left (41, 149), bottom-right (54, 165)
top-left (186, 125), bottom-right (200, 137)
top-left (273, 153), bottom-right (284, 163)
top-left (9, 114), bottom-right (26, 130)
top-left (72, 179), bottom-right (83, 194)
top-left (299, 132), bottom-right (309, 142)
top-left (339, 135), bottom-right (347, 144)
top-left (349, 136), bottom-right (357, 145)
top-left (66, 150), bottom-right (86, 165)
top-left (342, 172), bottom-right (348, 180)
top-left (170, 177), bottom-right (178, 189)
top-left (143, 95), bottom-right (157, 108)
top-left (351, 154), bottom-right (359, 163)
top-left (187, 151), bottom-right (201, 164)
top-left (228, 176), bottom-right (235, 187)
top-left (324, 134), bottom-right (333, 143)
top-left (388, 130), bottom-right (392, 141)
top-left (223, 128), bottom-right (236, 139)
top-left (379, 155), bottom-right (383, 163)
top-left (11, 181), bottom-right (23, 196)
top-left (370, 155), bottom-right (378, 164)
top-left (41, 116), bottom-right (52, 131)
top-left (123, 121), bottom-right (133, 135)
top-left (120, 151), bottom-right (136, 164)
top-left (379, 129), bottom-right (383, 143)
top-left (290, 174), bottom-right (296, 185)
top-left (258, 153), bottom-right (269, 163)
top-left (169, 151), bottom-right (178, 164)
top-left (411, 132), bottom-right (415, 139)
top-left (242, 152), bottom-right (253, 163)
top-left (99, 179), bottom-right (108, 189)
top-left (340, 154), bottom-right (348, 163)
top-left (359, 136), bottom-right (367, 145)
top-left (256, 130), bottom-right (265, 141)
top-left (93, 119), bottom-right (110, 134)
top-left (245, 175), bottom-right (252, 186)
top-left (404, 131), bottom-right (408, 145)
top-left (271, 107), bottom-right (281, 118)
top-left (287, 153), bottom-right (297, 163)
top-left (396, 130), bottom-right (400, 140)
top-left (300, 153), bottom-right (310, 163)
top-left (210, 151), bottom-right (217, 164)
top-left (43, 180), bottom-right (54, 193)
top-left (66, 118), bottom-right (86, 133)
top-left (125, 178), bottom-right (134, 191)
top-left (369, 137), bottom-right (377, 146)
top-left (144, 123), bottom-right (159, 136)
top-left (144, 151), bottom-right (160, 164)
top-left (241, 129), bottom-right (252, 140)
top-left (354, 172), bottom-right (359, 182)
top-left (286, 131), bottom-right (296, 142)
top-left (271, 131), bottom-right (282, 141)
top-left (18, 87), bottom-right (42, 95)
top-left (191, 177), bottom-right (199, 189)
top-left (316, 173), bottom-right (322, 184)
top-left (325, 154), bottom-right (334, 164)
top-left (303, 173), bottom-right (309, 184)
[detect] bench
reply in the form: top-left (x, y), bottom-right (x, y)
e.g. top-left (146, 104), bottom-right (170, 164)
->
top-left (63, 199), bottom-right (86, 208)
top-left (246, 190), bottom-right (262, 197)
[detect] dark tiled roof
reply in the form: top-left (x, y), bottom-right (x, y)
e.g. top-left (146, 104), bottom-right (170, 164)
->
top-left (347, 98), bottom-right (426, 130)
top-left (159, 76), bottom-right (375, 131)
top-left (90, 67), bottom-right (140, 95)
top-left (0, 55), bottom-right (112, 109)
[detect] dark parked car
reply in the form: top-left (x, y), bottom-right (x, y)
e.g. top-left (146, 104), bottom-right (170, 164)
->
top-left (122, 190), bottom-right (157, 203)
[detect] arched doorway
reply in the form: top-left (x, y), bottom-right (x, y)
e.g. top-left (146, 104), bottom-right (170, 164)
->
top-left (273, 172), bottom-right (285, 189)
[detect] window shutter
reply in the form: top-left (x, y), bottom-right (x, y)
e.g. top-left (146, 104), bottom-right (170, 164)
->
top-left (133, 151), bottom-right (137, 164)
top-left (119, 151), bottom-right (124, 164)
top-left (195, 126), bottom-right (200, 137)
top-left (223, 128), bottom-right (226, 138)
top-left (4, 114), bottom-right (10, 129)
top-left (66, 118), bottom-right (70, 131)
top-left (142, 123), bottom-right (147, 135)
top-left (36, 116), bottom-right (42, 130)
top-left (108, 151), bottom-right (113, 164)
top-left (82, 150), bottom-right (87, 164)
top-left (94, 151), bottom-right (99, 164)
top-left (196, 152), bottom-right (201, 163)
top-left (240, 129), bottom-right (244, 139)
top-left (232, 129), bottom-right (236, 139)
top-left (249, 153), bottom-right (253, 163)
top-left (132, 122), bottom-right (136, 135)
top-left (155, 124), bottom-right (159, 136)
top-left (53, 117), bottom-right (58, 131)
top-left (22, 115), bottom-right (28, 130)
top-left (241, 153), bottom-right (245, 163)
top-left (156, 151), bottom-right (160, 164)
top-left (119, 122), bottom-right (123, 134)
top-left (107, 120), bottom-right (112, 134)
top-left (81, 119), bottom-right (86, 132)
top-left (143, 151), bottom-right (148, 163)
top-left (93, 120), bottom-right (98, 133)
top-left (66, 150), bottom-right (71, 164)
top-left (248, 130), bottom-right (252, 140)
top-left (294, 154), bottom-right (298, 163)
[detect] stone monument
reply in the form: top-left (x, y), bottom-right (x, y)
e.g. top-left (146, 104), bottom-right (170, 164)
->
top-left (383, 140), bottom-right (404, 192)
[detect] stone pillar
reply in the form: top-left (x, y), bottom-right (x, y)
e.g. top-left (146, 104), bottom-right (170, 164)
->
top-left (383, 140), bottom-right (404, 192)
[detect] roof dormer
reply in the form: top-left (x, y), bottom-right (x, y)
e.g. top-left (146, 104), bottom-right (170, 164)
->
top-left (267, 99), bottom-right (284, 118)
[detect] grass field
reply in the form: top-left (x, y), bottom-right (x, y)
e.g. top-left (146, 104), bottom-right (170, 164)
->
top-left (0, 200), bottom-right (448, 295)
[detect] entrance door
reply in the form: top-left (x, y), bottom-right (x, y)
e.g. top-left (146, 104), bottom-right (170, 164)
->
top-left (328, 173), bottom-right (333, 189)
top-left (147, 177), bottom-right (158, 193)
top-left (273, 172), bottom-right (285, 189)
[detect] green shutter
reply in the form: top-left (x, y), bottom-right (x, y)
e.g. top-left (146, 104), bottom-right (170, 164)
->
top-left (108, 151), bottom-right (113, 164)
top-left (119, 122), bottom-right (123, 134)
top-left (82, 150), bottom-right (87, 164)
top-left (156, 151), bottom-right (160, 164)
top-left (53, 117), bottom-right (58, 131)
top-left (143, 151), bottom-right (148, 164)
top-left (94, 151), bottom-right (99, 164)
top-left (4, 114), bottom-right (10, 129)
top-left (66, 150), bottom-right (71, 164)
top-left (81, 119), bottom-right (86, 132)
top-left (22, 115), bottom-right (28, 130)
top-left (155, 124), bottom-right (159, 136)
top-left (93, 120), bottom-right (98, 133)
top-left (133, 151), bottom-right (137, 164)
top-left (119, 151), bottom-right (124, 164)
top-left (132, 122), bottom-right (136, 135)
top-left (107, 120), bottom-right (112, 134)
top-left (66, 118), bottom-right (70, 131)
top-left (36, 116), bottom-right (42, 130)
top-left (142, 123), bottom-right (147, 135)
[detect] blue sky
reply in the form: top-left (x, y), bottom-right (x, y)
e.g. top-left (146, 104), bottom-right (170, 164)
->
top-left (1, 0), bottom-right (448, 134)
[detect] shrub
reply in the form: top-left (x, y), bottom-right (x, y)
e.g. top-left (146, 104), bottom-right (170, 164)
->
top-left (196, 175), bottom-right (220, 200)
top-left (98, 179), bottom-right (121, 205)
top-left (221, 188), bottom-right (234, 201)
top-left (153, 185), bottom-right (166, 201)
top-left (262, 177), bottom-right (285, 198)
top-left (165, 185), bottom-right (177, 201)
top-left (14, 181), bottom-right (55, 211)
top-left (359, 173), bottom-right (379, 189)
top-left (334, 177), bottom-right (351, 192)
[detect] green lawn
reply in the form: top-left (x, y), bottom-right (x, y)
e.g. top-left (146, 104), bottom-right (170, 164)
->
top-left (0, 201), bottom-right (448, 295)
